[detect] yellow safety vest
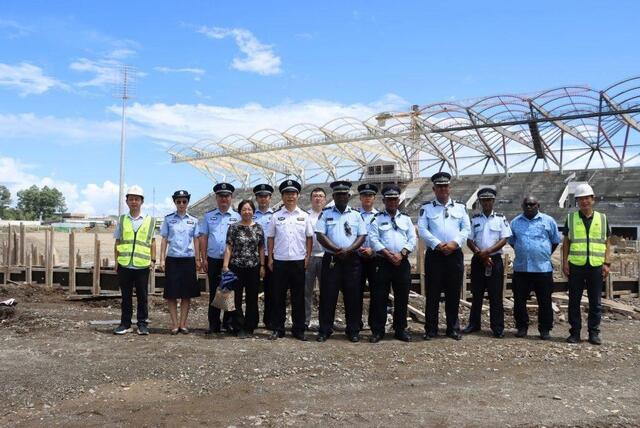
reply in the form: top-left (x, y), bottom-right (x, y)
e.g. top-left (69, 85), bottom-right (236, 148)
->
top-left (567, 211), bottom-right (606, 267)
top-left (116, 215), bottom-right (155, 267)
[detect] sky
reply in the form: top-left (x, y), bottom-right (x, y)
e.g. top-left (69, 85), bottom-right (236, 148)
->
top-left (0, 0), bottom-right (638, 216)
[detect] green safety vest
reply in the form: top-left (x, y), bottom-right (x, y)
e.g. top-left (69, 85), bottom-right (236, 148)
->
top-left (567, 211), bottom-right (606, 267)
top-left (116, 215), bottom-right (155, 267)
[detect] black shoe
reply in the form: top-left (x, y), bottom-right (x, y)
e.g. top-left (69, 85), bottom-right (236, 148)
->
top-left (539, 331), bottom-right (551, 341)
top-left (268, 331), bottom-right (280, 340)
top-left (369, 333), bottom-right (383, 343)
top-left (423, 332), bottom-right (436, 341)
top-left (292, 332), bottom-right (308, 342)
top-left (462, 325), bottom-right (480, 335)
top-left (446, 332), bottom-right (462, 341)
top-left (237, 330), bottom-right (248, 339)
top-left (394, 331), bottom-right (412, 342)
top-left (515, 328), bottom-right (528, 338)
top-left (348, 334), bottom-right (360, 343)
top-left (137, 325), bottom-right (150, 335)
top-left (493, 331), bottom-right (505, 338)
top-left (113, 325), bottom-right (133, 335)
top-left (566, 334), bottom-right (580, 344)
top-left (206, 325), bottom-right (221, 335)
top-left (588, 333), bottom-right (602, 345)
top-left (316, 334), bottom-right (328, 342)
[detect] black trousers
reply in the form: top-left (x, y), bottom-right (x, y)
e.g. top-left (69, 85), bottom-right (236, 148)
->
top-left (319, 253), bottom-right (363, 336)
top-left (230, 265), bottom-right (260, 333)
top-left (370, 257), bottom-right (411, 336)
top-left (513, 271), bottom-right (554, 332)
top-left (425, 249), bottom-right (463, 335)
top-left (262, 266), bottom-right (273, 328)
top-left (207, 257), bottom-right (232, 330)
top-left (360, 256), bottom-right (377, 327)
top-left (272, 259), bottom-right (306, 335)
top-left (117, 266), bottom-right (149, 327)
top-left (568, 263), bottom-right (603, 335)
top-left (468, 255), bottom-right (504, 334)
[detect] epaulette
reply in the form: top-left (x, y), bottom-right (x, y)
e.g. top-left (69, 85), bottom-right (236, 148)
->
top-left (205, 208), bottom-right (218, 214)
top-left (322, 206), bottom-right (333, 211)
top-left (373, 211), bottom-right (384, 217)
top-left (165, 212), bottom-right (174, 217)
top-left (454, 200), bottom-right (465, 205)
top-left (472, 213), bottom-right (482, 218)
top-left (495, 213), bottom-right (504, 217)
top-left (399, 211), bottom-right (409, 217)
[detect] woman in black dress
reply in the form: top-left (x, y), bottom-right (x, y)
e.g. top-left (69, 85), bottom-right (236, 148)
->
top-left (159, 190), bottom-right (201, 334)
top-left (223, 200), bottom-right (265, 338)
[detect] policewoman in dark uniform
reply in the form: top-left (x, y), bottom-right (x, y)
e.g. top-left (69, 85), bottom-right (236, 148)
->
top-left (159, 190), bottom-right (201, 334)
top-left (464, 187), bottom-right (512, 338)
top-left (199, 183), bottom-right (241, 334)
top-left (418, 172), bottom-right (470, 341)
top-left (561, 183), bottom-right (611, 345)
top-left (252, 183), bottom-right (275, 329)
top-left (315, 181), bottom-right (367, 342)
top-left (368, 185), bottom-right (417, 343)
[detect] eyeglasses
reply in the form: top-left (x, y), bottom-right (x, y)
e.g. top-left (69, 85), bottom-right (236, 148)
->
top-left (343, 222), bottom-right (352, 237)
top-left (175, 200), bottom-right (188, 205)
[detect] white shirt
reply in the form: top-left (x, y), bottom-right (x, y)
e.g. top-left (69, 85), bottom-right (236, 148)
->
top-left (267, 205), bottom-right (314, 261)
top-left (470, 211), bottom-right (512, 255)
top-left (308, 209), bottom-right (325, 257)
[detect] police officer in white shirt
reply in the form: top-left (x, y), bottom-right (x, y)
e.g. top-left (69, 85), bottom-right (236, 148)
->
top-left (267, 179), bottom-right (314, 341)
top-left (464, 187), bottom-right (512, 338)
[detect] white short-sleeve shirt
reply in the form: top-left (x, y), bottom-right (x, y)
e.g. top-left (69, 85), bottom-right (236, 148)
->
top-left (267, 206), bottom-right (314, 261)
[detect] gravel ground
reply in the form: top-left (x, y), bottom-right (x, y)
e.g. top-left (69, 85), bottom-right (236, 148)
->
top-left (1, 283), bottom-right (640, 427)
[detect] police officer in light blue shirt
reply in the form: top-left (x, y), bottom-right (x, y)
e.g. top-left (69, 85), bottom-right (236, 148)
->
top-left (368, 185), bottom-right (417, 342)
top-left (315, 181), bottom-right (367, 342)
top-left (417, 172), bottom-right (471, 341)
top-left (252, 183), bottom-right (275, 329)
top-left (508, 195), bottom-right (561, 340)
top-left (356, 183), bottom-right (379, 330)
top-left (199, 182), bottom-right (241, 334)
top-left (160, 212), bottom-right (200, 259)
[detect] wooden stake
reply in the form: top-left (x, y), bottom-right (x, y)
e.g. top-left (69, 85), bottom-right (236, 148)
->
top-left (76, 250), bottom-right (82, 268)
top-left (6, 224), bottom-right (12, 267)
top-left (47, 227), bottom-right (54, 286)
top-left (19, 223), bottom-right (25, 266)
top-left (26, 250), bottom-right (32, 284)
top-left (68, 231), bottom-right (76, 295)
top-left (92, 233), bottom-right (101, 295)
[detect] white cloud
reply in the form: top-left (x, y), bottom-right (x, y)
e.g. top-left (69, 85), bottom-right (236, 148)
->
top-left (0, 19), bottom-right (32, 39)
top-left (198, 26), bottom-right (282, 75)
top-left (0, 112), bottom-right (121, 143)
top-left (106, 48), bottom-right (137, 60)
top-left (154, 66), bottom-right (205, 80)
top-left (110, 94), bottom-right (407, 144)
top-left (0, 62), bottom-right (67, 96)
top-left (69, 58), bottom-right (120, 88)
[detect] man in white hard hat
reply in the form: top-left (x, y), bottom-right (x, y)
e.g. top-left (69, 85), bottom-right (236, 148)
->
top-left (562, 183), bottom-right (611, 345)
top-left (113, 185), bottom-right (157, 335)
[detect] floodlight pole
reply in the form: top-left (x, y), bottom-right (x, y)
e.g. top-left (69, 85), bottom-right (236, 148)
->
top-left (117, 67), bottom-right (132, 217)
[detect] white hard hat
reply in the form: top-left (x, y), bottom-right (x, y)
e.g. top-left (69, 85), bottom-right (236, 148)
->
top-left (126, 185), bottom-right (144, 198)
top-left (574, 183), bottom-right (594, 198)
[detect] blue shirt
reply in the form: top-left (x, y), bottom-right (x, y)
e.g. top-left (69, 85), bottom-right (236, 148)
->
top-left (509, 212), bottom-right (561, 273)
top-left (160, 212), bottom-right (200, 258)
top-left (369, 210), bottom-right (417, 254)
top-left (253, 208), bottom-right (273, 256)
top-left (199, 208), bottom-right (241, 259)
top-left (315, 205), bottom-right (367, 254)
top-left (418, 198), bottom-right (471, 250)
top-left (358, 207), bottom-right (379, 250)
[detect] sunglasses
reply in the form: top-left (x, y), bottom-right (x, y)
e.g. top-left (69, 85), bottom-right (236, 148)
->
top-left (175, 199), bottom-right (188, 205)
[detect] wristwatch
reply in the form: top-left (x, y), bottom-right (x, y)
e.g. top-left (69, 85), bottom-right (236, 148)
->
top-left (401, 249), bottom-right (409, 258)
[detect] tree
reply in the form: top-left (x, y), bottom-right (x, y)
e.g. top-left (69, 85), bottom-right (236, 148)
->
top-left (17, 185), bottom-right (67, 220)
top-left (0, 185), bottom-right (10, 216)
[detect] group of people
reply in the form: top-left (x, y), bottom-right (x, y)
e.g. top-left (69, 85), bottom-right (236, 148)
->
top-left (112, 173), bottom-right (611, 346)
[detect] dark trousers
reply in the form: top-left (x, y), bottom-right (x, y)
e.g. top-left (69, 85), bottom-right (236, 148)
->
top-left (370, 257), bottom-right (411, 336)
top-left (360, 257), bottom-right (377, 327)
top-left (207, 257), bottom-right (232, 330)
top-left (468, 255), bottom-right (505, 334)
top-left (230, 265), bottom-right (260, 333)
top-left (568, 264), bottom-right (603, 335)
top-left (262, 266), bottom-right (273, 328)
top-left (513, 271), bottom-right (554, 332)
top-left (272, 259), bottom-right (306, 335)
top-left (117, 266), bottom-right (149, 327)
top-left (425, 249), bottom-right (463, 335)
top-left (319, 253), bottom-right (363, 336)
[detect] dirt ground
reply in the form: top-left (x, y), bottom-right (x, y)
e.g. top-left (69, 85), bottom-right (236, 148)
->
top-left (1, 283), bottom-right (640, 427)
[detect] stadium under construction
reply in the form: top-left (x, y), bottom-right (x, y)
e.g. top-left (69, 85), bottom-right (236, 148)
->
top-left (169, 76), bottom-right (640, 238)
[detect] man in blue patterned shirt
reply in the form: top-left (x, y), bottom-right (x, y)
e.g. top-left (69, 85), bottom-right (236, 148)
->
top-left (508, 196), bottom-right (561, 340)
